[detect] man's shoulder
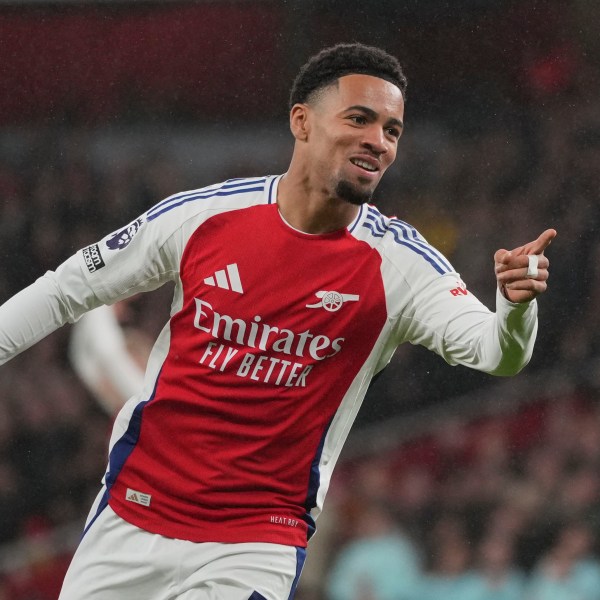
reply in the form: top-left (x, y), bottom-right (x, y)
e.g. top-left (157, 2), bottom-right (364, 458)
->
top-left (145, 175), bottom-right (275, 224)
top-left (356, 204), bottom-right (455, 277)
top-left (356, 204), bottom-right (425, 248)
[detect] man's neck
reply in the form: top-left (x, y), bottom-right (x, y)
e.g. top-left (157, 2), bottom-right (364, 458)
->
top-left (276, 171), bottom-right (360, 235)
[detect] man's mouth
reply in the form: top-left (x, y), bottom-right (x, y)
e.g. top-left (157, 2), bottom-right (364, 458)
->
top-left (350, 157), bottom-right (379, 173)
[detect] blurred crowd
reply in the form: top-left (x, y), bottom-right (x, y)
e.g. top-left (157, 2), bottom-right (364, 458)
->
top-left (310, 388), bottom-right (600, 600)
top-left (0, 28), bottom-right (600, 599)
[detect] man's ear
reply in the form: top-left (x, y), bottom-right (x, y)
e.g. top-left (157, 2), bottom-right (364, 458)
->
top-left (289, 104), bottom-right (310, 142)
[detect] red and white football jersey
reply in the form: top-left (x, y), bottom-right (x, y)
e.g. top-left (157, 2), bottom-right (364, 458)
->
top-left (0, 175), bottom-right (537, 547)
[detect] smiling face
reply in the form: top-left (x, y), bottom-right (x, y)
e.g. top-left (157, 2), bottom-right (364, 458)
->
top-left (297, 73), bottom-right (405, 206)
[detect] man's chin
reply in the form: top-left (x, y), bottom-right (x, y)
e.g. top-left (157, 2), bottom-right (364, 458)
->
top-left (335, 179), bottom-right (374, 206)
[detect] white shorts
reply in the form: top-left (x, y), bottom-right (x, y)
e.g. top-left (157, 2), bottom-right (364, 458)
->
top-left (58, 505), bottom-right (305, 600)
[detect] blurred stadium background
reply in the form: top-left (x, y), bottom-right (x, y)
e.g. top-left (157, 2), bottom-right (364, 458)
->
top-left (0, 0), bottom-right (599, 598)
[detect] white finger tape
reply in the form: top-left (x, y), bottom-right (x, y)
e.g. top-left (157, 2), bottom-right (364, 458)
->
top-left (526, 254), bottom-right (539, 278)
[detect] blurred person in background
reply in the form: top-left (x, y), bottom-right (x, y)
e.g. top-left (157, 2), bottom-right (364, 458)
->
top-left (325, 503), bottom-right (421, 600)
top-left (2, 523), bottom-right (72, 600)
top-left (527, 521), bottom-right (600, 600)
top-left (460, 532), bottom-right (527, 600)
top-left (417, 514), bottom-right (474, 600)
top-left (68, 300), bottom-right (152, 417)
top-left (0, 41), bottom-right (555, 599)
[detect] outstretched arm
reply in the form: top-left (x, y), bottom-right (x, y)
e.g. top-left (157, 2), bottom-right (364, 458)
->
top-left (0, 211), bottom-right (178, 367)
top-left (397, 229), bottom-right (557, 376)
top-left (0, 260), bottom-right (102, 366)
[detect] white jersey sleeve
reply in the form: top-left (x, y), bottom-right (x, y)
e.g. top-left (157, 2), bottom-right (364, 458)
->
top-left (0, 178), bottom-right (271, 367)
top-left (0, 270), bottom-right (93, 366)
top-left (399, 271), bottom-right (537, 376)
top-left (354, 206), bottom-right (538, 377)
top-left (0, 199), bottom-right (181, 366)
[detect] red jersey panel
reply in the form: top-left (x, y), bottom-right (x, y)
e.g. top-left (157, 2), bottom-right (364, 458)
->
top-left (108, 203), bottom-right (387, 546)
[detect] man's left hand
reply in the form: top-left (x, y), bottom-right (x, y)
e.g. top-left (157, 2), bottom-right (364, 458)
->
top-left (494, 229), bottom-right (557, 304)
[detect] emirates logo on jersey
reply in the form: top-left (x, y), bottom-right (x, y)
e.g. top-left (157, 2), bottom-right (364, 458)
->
top-left (194, 299), bottom-right (344, 361)
top-left (306, 290), bottom-right (360, 312)
top-left (193, 298), bottom-right (346, 388)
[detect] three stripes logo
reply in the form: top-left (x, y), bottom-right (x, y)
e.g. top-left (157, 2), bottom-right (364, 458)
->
top-left (204, 263), bottom-right (244, 294)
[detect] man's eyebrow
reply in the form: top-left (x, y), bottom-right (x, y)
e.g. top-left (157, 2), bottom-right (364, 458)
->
top-left (344, 105), bottom-right (404, 129)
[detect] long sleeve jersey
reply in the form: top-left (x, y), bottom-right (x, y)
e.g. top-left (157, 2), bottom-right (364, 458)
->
top-left (0, 175), bottom-right (537, 547)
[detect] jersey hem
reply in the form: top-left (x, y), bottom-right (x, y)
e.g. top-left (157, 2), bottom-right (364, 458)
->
top-left (108, 499), bottom-right (309, 548)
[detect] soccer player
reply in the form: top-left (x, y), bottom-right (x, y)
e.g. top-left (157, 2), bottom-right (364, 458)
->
top-left (0, 43), bottom-right (555, 599)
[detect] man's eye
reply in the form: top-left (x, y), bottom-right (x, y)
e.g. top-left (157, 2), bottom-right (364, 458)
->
top-left (349, 115), bottom-right (367, 125)
top-left (386, 128), bottom-right (400, 138)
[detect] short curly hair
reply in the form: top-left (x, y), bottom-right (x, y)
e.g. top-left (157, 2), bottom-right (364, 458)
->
top-left (289, 43), bottom-right (407, 109)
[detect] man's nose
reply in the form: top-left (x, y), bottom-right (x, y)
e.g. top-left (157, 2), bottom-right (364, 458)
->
top-left (361, 126), bottom-right (388, 155)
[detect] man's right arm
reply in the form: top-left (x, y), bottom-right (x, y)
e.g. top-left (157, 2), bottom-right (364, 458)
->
top-left (0, 256), bottom-right (102, 365)
top-left (0, 179), bottom-right (247, 368)
top-left (0, 210), bottom-right (181, 367)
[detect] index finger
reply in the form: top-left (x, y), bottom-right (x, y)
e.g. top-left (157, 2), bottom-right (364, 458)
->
top-left (528, 229), bottom-right (557, 255)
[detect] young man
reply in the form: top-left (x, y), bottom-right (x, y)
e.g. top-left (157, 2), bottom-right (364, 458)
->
top-left (0, 43), bottom-right (554, 599)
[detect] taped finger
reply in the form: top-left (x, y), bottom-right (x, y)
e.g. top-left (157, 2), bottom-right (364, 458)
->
top-left (526, 254), bottom-right (539, 279)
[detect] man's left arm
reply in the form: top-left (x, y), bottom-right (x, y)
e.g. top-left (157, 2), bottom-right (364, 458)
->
top-left (402, 229), bottom-right (556, 376)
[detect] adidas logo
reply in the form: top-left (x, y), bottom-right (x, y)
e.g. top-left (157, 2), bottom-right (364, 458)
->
top-left (126, 487), bottom-right (152, 507)
top-left (204, 263), bottom-right (244, 294)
